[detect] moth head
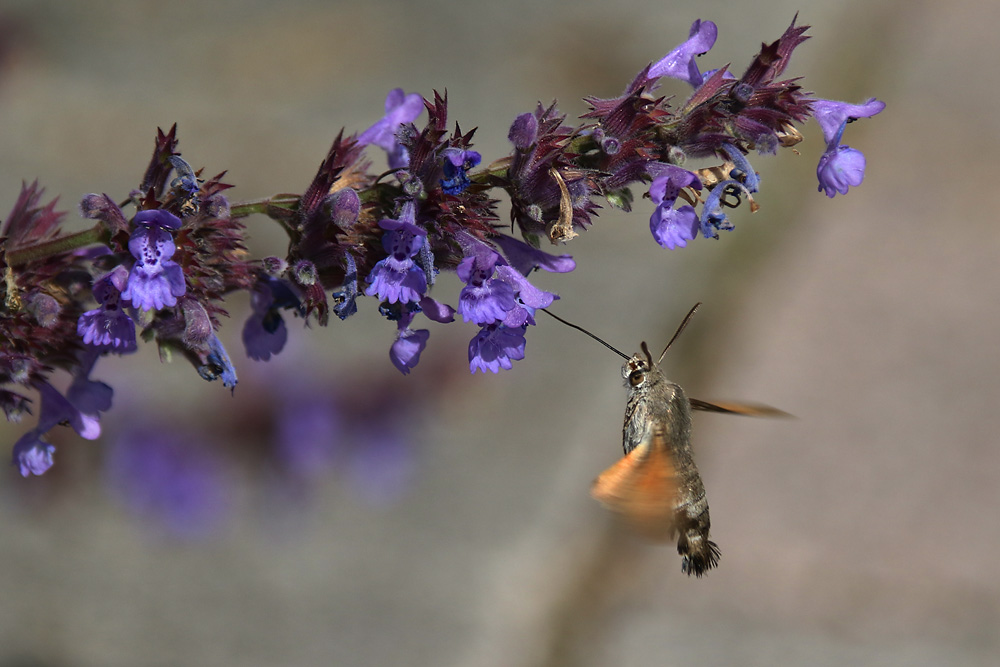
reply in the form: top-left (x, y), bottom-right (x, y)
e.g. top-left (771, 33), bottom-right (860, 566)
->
top-left (622, 341), bottom-right (655, 388)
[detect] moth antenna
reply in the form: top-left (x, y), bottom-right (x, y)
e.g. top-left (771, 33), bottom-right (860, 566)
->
top-left (540, 309), bottom-right (630, 361)
top-left (657, 302), bottom-right (701, 364)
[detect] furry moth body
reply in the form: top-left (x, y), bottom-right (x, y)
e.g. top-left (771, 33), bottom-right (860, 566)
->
top-left (542, 303), bottom-right (785, 578)
top-left (591, 341), bottom-right (720, 577)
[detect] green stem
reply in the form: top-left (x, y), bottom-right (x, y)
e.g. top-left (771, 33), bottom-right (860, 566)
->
top-left (230, 194), bottom-right (300, 219)
top-left (6, 224), bottom-right (106, 267)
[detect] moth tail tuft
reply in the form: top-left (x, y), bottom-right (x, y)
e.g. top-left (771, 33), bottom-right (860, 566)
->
top-left (679, 534), bottom-right (720, 577)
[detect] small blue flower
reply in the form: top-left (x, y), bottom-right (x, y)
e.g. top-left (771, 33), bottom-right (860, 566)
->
top-left (198, 334), bottom-right (238, 392)
top-left (810, 98), bottom-right (885, 197)
top-left (78, 266), bottom-right (137, 352)
top-left (647, 165), bottom-right (701, 249)
top-left (469, 324), bottom-right (527, 374)
top-left (440, 148), bottom-right (482, 195)
top-left (12, 433), bottom-right (55, 477)
top-left (457, 249), bottom-right (516, 325)
top-left (418, 295), bottom-right (456, 323)
top-left (720, 143), bottom-right (760, 193)
top-left (649, 19), bottom-right (718, 88)
top-left (492, 234), bottom-right (576, 275)
top-left (699, 179), bottom-right (752, 239)
top-left (357, 88), bottom-right (425, 169)
top-left (121, 210), bottom-right (186, 311)
top-left (364, 202), bottom-right (428, 305)
top-left (817, 143), bottom-right (867, 197)
top-left (66, 349), bottom-right (113, 441)
top-left (390, 327), bottom-right (430, 375)
top-left (333, 254), bottom-right (360, 320)
top-left (243, 276), bottom-right (300, 361)
top-left (10, 362), bottom-right (111, 477)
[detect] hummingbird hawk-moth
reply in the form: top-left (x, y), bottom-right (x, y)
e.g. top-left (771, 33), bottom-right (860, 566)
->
top-left (544, 303), bottom-right (785, 577)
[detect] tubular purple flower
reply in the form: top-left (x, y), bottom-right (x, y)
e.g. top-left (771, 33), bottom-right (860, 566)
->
top-left (817, 143), bottom-right (867, 197)
top-left (364, 202), bottom-right (428, 305)
top-left (12, 433), bottom-right (54, 477)
top-left (66, 350), bottom-right (113, 441)
top-left (440, 148), bottom-right (482, 195)
top-left (243, 276), bottom-right (299, 361)
top-left (457, 250), bottom-right (516, 325)
top-left (648, 165), bottom-right (701, 249)
top-left (357, 88), bottom-right (424, 169)
top-left (810, 98), bottom-right (886, 146)
top-left (198, 334), bottom-right (238, 392)
top-left (390, 327), bottom-right (430, 375)
top-left (469, 324), bottom-right (527, 374)
top-left (493, 234), bottom-right (576, 275)
top-left (121, 210), bottom-right (186, 311)
top-left (810, 98), bottom-right (884, 197)
top-left (720, 143), bottom-right (760, 193)
top-left (418, 295), bottom-right (456, 323)
top-left (333, 254), bottom-right (359, 320)
top-left (10, 369), bottom-right (111, 476)
top-left (649, 19), bottom-right (718, 87)
top-left (699, 179), bottom-right (753, 239)
top-left (78, 267), bottom-right (137, 352)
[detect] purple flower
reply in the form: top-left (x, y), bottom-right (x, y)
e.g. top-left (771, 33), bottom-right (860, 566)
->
top-left (357, 88), bottom-right (425, 169)
top-left (243, 276), bottom-right (300, 361)
top-left (105, 429), bottom-right (231, 539)
top-left (418, 295), bottom-right (456, 323)
top-left (817, 144), bottom-right (867, 197)
top-left (648, 165), bottom-right (701, 249)
top-left (121, 210), bottom-right (186, 311)
top-left (457, 249), bottom-right (516, 325)
top-left (649, 19), bottom-right (718, 88)
top-left (507, 112), bottom-right (538, 149)
top-left (10, 365), bottom-right (111, 477)
top-left (78, 266), bottom-right (137, 352)
top-left (66, 349), bottom-right (113, 441)
top-left (492, 234), bottom-right (576, 275)
top-left (699, 178), bottom-right (753, 239)
top-left (333, 254), bottom-right (360, 320)
top-left (12, 433), bottom-right (55, 477)
top-left (810, 98), bottom-right (886, 146)
top-left (493, 265), bottom-right (556, 318)
top-left (364, 201), bottom-right (428, 305)
top-left (810, 98), bottom-right (885, 197)
top-left (440, 147), bottom-right (482, 195)
top-left (390, 327), bottom-right (430, 375)
top-left (469, 324), bottom-right (527, 374)
top-left (720, 143), bottom-right (760, 193)
top-left (198, 334), bottom-right (238, 392)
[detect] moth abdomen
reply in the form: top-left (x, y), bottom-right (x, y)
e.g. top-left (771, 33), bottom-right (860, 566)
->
top-left (679, 533), bottom-right (721, 577)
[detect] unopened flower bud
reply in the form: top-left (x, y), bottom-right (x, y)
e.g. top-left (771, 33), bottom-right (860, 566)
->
top-left (327, 188), bottom-right (360, 229)
top-left (293, 260), bottom-right (317, 287)
top-left (26, 292), bottom-right (61, 328)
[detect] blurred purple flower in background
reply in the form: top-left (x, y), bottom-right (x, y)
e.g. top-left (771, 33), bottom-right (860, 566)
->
top-left (105, 428), bottom-right (231, 539)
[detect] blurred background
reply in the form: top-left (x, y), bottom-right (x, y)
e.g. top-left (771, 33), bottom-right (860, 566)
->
top-left (1, 0), bottom-right (996, 665)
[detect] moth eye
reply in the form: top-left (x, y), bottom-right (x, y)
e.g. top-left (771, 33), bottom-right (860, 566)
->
top-left (628, 370), bottom-right (645, 386)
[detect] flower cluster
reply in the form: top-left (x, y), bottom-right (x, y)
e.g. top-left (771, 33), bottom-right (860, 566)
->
top-left (1, 16), bottom-right (883, 476)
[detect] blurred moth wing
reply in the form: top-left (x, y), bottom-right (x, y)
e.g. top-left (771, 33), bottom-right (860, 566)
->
top-left (591, 428), bottom-right (679, 542)
top-left (689, 398), bottom-right (790, 418)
